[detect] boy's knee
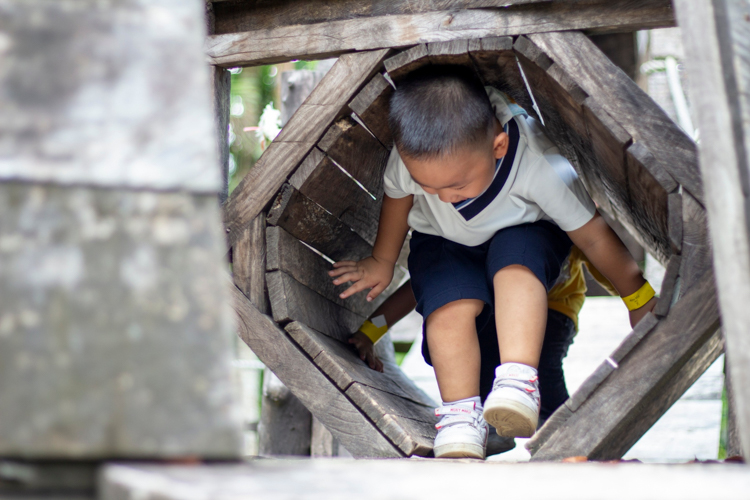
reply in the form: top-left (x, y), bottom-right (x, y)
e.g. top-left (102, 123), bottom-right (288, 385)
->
top-left (492, 264), bottom-right (542, 285)
top-left (429, 299), bottom-right (484, 322)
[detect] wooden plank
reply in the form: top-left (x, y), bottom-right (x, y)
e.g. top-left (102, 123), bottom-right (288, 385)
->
top-left (348, 73), bottom-right (394, 149)
top-left (622, 142), bottom-right (671, 264)
top-left (565, 314), bottom-right (659, 412)
top-left (526, 31), bottom-right (700, 203)
top-left (266, 271), bottom-right (366, 342)
top-left (211, 65), bottom-right (232, 203)
top-left (346, 383), bottom-right (436, 457)
top-left (289, 148), bottom-right (382, 246)
top-left (266, 183), bottom-right (373, 262)
top-left (529, 271), bottom-right (722, 460)
top-left (222, 49), bottom-right (390, 249)
top-left (653, 254), bottom-right (681, 318)
top-left (265, 225), bottom-right (373, 318)
top-left (233, 214), bottom-right (268, 313)
top-left (668, 192), bottom-right (683, 255)
top-left (285, 322), bottom-right (436, 408)
top-left (257, 370), bottom-right (312, 456)
top-left (384, 44), bottom-right (430, 81)
top-left (205, 1), bottom-right (676, 67)
top-left (211, 0), bottom-right (548, 35)
top-left (674, 0), bottom-right (750, 458)
top-left (230, 283), bottom-right (400, 457)
top-left (102, 460), bottom-right (750, 499)
top-left (678, 191), bottom-right (712, 294)
top-left (317, 116), bottom-right (390, 214)
top-left (468, 36), bottom-right (535, 116)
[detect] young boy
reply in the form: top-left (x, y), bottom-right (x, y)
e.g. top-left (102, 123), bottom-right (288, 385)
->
top-left (329, 65), bottom-right (656, 459)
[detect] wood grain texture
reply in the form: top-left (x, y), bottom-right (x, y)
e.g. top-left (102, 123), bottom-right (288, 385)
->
top-left (384, 44), bottom-right (430, 81)
top-left (206, 1), bottom-right (676, 67)
top-left (346, 383), bottom-right (436, 457)
top-left (211, 0), bottom-right (548, 35)
top-left (257, 370), bottom-right (312, 457)
top-left (349, 73), bottom-right (394, 149)
top-left (678, 191), bottom-right (711, 295)
top-left (668, 192), bottom-right (683, 255)
top-left (285, 322), bottom-right (436, 408)
top-left (233, 215), bottom-right (268, 313)
top-left (230, 283), bottom-right (400, 457)
top-left (285, 322), bottom-right (435, 456)
top-left (289, 148), bottom-right (382, 246)
top-left (317, 116), bottom-right (390, 211)
top-left (266, 183), bottom-right (373, 262)
top-left (266, 271), bottom-right (366, 342)
top-left (222, 49), bottom-right (389, 249)
top-left (265, 225), bottom-right (373, 318)
top-left (653, 254), bottom-right (681, 318)
top-left (674, 0), bottom-right (750, 457)
top-left (526, 31), bottom-right (700, 203)
top-left (529, 271), bottom-right (721, 460)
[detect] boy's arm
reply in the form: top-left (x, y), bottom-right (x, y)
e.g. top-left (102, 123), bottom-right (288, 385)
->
top-left (329, 194), bottom-right (413, 301)
top-left (567, 212), bottom-right (657, 326)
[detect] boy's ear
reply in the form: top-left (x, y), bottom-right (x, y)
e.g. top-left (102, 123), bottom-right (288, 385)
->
top-left (493, 130), bottom-right (510, 159)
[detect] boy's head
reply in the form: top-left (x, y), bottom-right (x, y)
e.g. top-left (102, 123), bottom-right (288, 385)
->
top-left (389, 65), bottom-right (509, 204)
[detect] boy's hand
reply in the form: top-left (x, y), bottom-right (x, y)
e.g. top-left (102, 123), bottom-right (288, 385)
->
top-left (329, 256), bottom-right (394, 301)
top-left (628, 296), bottom-right (658, 328)
top-left (349, 331), bottom-right (384, 372)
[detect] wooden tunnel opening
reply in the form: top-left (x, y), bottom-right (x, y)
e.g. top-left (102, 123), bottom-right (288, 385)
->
top-left (236, 33), bottom-right (716, 460)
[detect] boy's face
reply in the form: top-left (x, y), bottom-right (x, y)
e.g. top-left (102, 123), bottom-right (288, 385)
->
top-left (403, 119), bottom-right (509, 204)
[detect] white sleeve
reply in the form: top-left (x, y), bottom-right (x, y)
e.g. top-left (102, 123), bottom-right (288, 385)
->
top-left (383, 147), bottom-right (416, 199)
top-left (529, 154), bottom-right (596, 231)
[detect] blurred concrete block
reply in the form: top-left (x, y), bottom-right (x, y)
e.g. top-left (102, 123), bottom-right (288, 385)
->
top-left (0, 184), bottom-right (241, 458)
top-left (0, 0), bottom-right (221, 192)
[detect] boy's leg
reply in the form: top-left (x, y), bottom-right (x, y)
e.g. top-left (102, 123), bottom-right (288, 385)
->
top-left (407, 232), bottom-right (493, 458)
top-left (425, 298), bottom-right (484, 402)
top-left (493, 264), bottom-right (548, 368)
top-left (482, 222), bottom-right (573, 437)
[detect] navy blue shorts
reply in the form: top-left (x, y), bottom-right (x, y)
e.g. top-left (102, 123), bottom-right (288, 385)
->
top-left (408, 220), bottom-right (573, 368)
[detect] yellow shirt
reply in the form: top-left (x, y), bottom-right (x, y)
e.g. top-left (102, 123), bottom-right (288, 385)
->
top-left (547, 246), bottom-right (616, 330)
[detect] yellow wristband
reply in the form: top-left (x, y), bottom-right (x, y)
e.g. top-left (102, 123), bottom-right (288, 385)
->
top-left (622, 281), bottom-right (656, 311)
top-left (358, 316), bottom-right (389, 344)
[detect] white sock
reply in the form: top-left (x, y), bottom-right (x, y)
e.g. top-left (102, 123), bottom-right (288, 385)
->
top-left (443, 396), bottom-right (482, 410)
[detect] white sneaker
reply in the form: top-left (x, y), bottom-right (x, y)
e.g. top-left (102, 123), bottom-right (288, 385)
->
top-left (433, 401), bottom-right (488, 459)
top-left (483, 363), bottom-right (540, 438)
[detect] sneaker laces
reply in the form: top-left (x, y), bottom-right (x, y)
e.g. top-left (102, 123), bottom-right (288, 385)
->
top-left (434, 404), bottom-right (484, 430)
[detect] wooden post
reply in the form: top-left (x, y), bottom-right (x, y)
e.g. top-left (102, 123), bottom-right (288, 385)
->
top-left (211, 65), bottom-right (232, 204)
top-left (674, 0), bottom-right (750, 458)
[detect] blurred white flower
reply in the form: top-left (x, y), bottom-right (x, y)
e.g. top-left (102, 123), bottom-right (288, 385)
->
top-left (257, 103), bottom-right (281, 143)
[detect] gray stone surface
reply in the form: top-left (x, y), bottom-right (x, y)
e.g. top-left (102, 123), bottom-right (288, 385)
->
top-left (0, 0), bottom-right (221, 192)
top-left (0, 183), bottom-right (241, 458)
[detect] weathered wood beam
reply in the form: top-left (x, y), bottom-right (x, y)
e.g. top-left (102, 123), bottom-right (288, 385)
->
top-left (674, 0), bottom-right (750, 458)
top-left (222, 49), bottom-right (390, 249)
top-left (211, 0), bottom-right (548, 35)
top-left (525, 31), bottom-right (700, 203)
top-left (529, 271), bottom-right (722, 460)
top-left (205, 0), bottom-right (675, 68)
top-left (230, 282), bottom-right (401, 457)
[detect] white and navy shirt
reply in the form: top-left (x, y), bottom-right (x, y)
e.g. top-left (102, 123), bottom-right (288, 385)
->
top-left (383, 87), bottom-right (596, 247)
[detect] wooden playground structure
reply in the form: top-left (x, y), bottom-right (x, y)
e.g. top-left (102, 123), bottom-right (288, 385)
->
top-left (2, 0), bottom-right (750, 497)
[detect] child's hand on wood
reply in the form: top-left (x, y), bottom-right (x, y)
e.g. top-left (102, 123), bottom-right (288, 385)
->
top-left (349, 331), bottom-right (384, 372)
top-left (628, 296), bottom-right (658, 328)
top-left (329, 256), bottom-right (394, 301)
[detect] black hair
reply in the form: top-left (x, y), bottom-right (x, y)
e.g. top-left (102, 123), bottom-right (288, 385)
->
top-left (388, 64), bottom-right (495, 159)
